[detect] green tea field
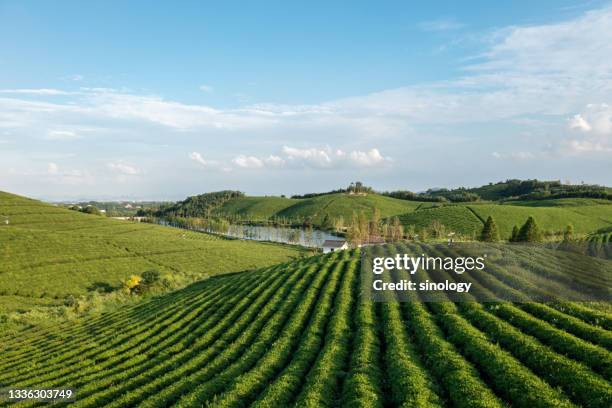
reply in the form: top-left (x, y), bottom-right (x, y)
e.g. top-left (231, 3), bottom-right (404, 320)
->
top-left (1, 245), bottom-right (610, 407)
top-left (0, 192), bottom-right (306, 313)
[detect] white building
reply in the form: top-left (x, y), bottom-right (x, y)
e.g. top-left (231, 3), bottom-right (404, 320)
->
top-left (322, 240), bottom-right (349, 253)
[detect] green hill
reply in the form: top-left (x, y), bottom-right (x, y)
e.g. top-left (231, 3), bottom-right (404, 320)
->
top-left (0, 191), bottom-right (305, 313)
top-left (1, 245), bottom-right (610, 407)
top-left (395, 200), bottom-right (612, 238)
top-left (214, 196), bottom-right (298, 219)
top-left (208, 192), bottom-right (421, 226)
top-left (275, 193), bottom-right (421, 224)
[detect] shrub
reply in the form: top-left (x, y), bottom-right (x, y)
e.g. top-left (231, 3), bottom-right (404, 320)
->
top-left (141, 270), bottom-right (161, 286)
top-left (481, 216), bottom-right (500, 242)
top-left (517, 216), bottom-right (542, 242)
top-left (510, 225), bottom-right (519, 242)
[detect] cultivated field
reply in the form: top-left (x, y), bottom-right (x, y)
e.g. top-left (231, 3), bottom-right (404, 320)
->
top-left (396, 200), bottom-right (612, 238)
top-left (0, 192), bottom-right (306, 313)
top-left (0, 246), bottom-right (610, 407)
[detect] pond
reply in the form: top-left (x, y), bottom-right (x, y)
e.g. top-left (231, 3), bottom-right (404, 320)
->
top-left (154, 218), bottom-right (343, 247)
top-left (220, 224), bottom-right (341, 247)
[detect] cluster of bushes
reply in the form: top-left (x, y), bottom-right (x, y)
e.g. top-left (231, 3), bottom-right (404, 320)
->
top-left (60, 270), bottom-right (168, 317)
top-left (291, 181), bottom-right (373, 199)
top-left (68, 205), bottom-right (104, 216)
top-left (123, 269), bottom-right (168, 295)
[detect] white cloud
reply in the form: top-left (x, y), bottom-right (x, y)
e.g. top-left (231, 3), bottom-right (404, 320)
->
top-left (0, 88), bottom-right (71, 95)
top-left (233, 146), bottom-right (393, 169)
top-left (264, 155), bottom-right (285, 167)
top-left (47, 162), bottom-right (59, 175)
top-left (347, 148), bottom-right (390, 167)
top-left (282, 146), bottom-right (333, 167)
top-left (569, 104), bottom-right (612, 135)
top-left (568, 114), bottom-right (592, 132)
top-left (189, 151), bottom-right (209, 167)
top-left (107, 162), bottom-right (142, 175)
top-left (44, 130), bottom-right (81, 141)
top-left (565, 104), bottom-right (612, 154)
top-left (565, 139), bottom-right (612, 153)
top-left (199, 85), bottom-right (213, 93)
top-left (491, 151), bottom-right (536, 160)
top-left (233, 155), bottom-right (264, 169)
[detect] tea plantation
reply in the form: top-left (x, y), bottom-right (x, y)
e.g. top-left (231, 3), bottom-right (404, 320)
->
top-left (0, 245), bottom-right (610, 407)
top-left (0, 192), bottom-right (305, 313)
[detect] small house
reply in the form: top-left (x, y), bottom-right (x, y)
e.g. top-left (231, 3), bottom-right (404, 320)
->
top-left (322, 240), bottom-right (348, 253)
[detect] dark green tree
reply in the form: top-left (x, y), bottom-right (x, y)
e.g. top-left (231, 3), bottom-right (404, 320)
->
top-left (563, 224), bottom-right (574, 242)
top-left (320, 214), bottom-right (334, 231)
top-left (510, 225), bottom-right (519, 242)
top-left (517, 216), bottom-right (542, 242)
top-left (480, 216), bottom-right (500, 242)
top-left (141, 269), bottom-right (161, 286)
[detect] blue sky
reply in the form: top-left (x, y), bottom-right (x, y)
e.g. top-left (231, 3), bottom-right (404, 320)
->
top-left (0, 0), bottom-right (611, 200)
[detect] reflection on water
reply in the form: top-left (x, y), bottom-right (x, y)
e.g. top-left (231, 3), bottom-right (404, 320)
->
top-left (154, 218), bottom-right (342, 247)
top-left (220, 224), bottom-right (340, 247)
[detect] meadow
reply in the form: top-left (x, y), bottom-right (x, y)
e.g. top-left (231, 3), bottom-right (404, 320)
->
top-left (0, 245), bottom-right (610, 407)
top-left (0, 192), bottom-right (306, 314)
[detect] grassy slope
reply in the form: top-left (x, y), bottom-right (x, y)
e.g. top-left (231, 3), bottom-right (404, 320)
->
top-left (212, 193), bottom-right (421, 225)
top-left (397, 205), bottom-right (484, 237)
top-left (275, 193), bottom-right (421, 224)
top-left (214, 196), bottom-right (298, 219)
top-left (470, 204), bottom-right (612, 237)
top-left (0, 192), bottom-right (305, 312)
top-left (395, 199), bottom-right (612, 238)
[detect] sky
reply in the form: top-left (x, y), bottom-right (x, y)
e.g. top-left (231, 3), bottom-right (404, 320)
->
top-left (0, 0), bottom-right (611, 200)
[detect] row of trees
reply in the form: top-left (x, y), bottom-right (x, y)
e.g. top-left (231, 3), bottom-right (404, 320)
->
top-left (480, 215), bottom-right (574, 243)
top-left (345, 209), bottom-right (404, 246)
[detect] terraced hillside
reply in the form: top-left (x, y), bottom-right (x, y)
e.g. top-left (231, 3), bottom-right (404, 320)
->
top-left (0, 192), bottom-right (305, 313)
top-left (1, 246), bottom-right (610, 407)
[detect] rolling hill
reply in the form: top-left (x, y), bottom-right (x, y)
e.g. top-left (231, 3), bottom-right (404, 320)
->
top-left (1, 245), bottom-right (610, 407)
top-left (211, 192), bottom-right (421, 225)
top-left (395, 200), bottom-right (612, 238)
top-left (0, 191), bottom-right (306, 314)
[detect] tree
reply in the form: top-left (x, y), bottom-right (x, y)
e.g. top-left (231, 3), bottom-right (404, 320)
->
top-left (333, 216), bottom-right (344, 232)
top-left (563, 224), bottom-right (574, 242)
top-left (480, 216), bottom-right (500, 242)
top-left (429, 220), bottom-right (446, 239)
top-left (369, 208), bottom-right (381, 240)
top-left (320, 214), bottom-right (334, 231)
top-left (517, 216), bottom-right (542, 242)
top-left (510, 225), bottom-right (519, 242)
top-left (347, 211), bottom-right (361, 246)
top-left (381, 221), bottom-right (390, 242)
top-left (358, 211), bottom-right (369, 243)
top-left (81, 206), bottom-right (102, 216)
top-left (391, 216), bottom-right (403, 242)
top-left (141, 269), bottom-right (161, 286)
top-left (123, 275), bottom-right (142, 294)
